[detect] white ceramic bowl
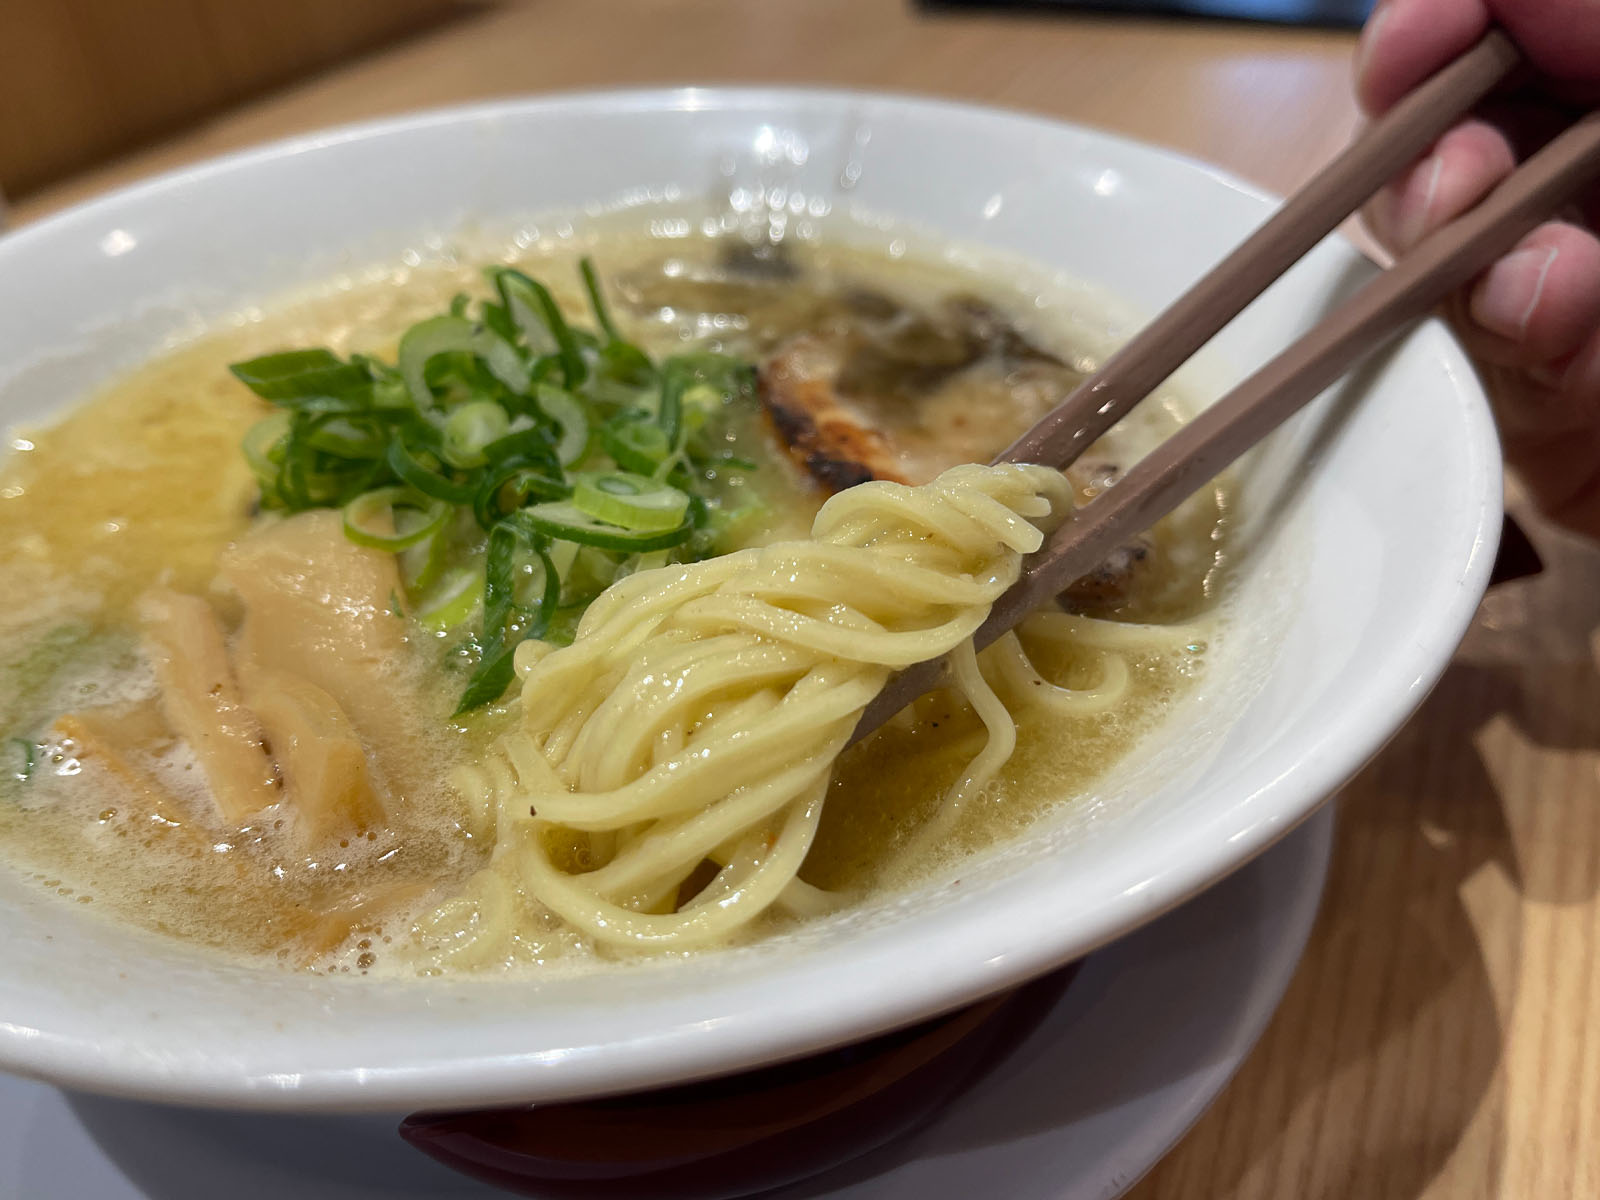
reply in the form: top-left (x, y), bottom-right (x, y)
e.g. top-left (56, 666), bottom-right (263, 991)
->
top-left (0, 89), bottom-right (1499, 1112)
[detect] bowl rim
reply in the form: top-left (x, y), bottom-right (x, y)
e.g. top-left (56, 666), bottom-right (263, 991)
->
top-left (4, 84), bottom-right (1292, 255)
top-left (0, 85), bottom-right (1503, 1111)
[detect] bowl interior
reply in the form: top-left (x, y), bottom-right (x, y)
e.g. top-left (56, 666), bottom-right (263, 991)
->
top-left (0, 90), bottom-right (1499, 1111)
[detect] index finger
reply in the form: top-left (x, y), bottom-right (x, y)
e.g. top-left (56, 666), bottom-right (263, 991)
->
top-left (1356, 0), bottom-right (1491, 116)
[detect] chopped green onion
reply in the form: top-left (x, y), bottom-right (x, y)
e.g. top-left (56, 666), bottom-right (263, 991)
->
top-left (442, 401), bottom-right (512, 469)
top-left (580, 257), bottom-right (621, 344)
top-left (230, 257), bottom-right (764, 717)
top-left (453, 643), bottom-right (521, 716)
top-left (481, 524), bottom-right (524, 644)
top-left (455, 520), bottom-right (560, 713)
top-left (417, 566), bottom-right (482, 633)
top-left (589, 344), bottom-right (657, 408)
top-left (475, 329), bottom-right (532, 396)
top-left (386, 438), bottom-right (478, 504)
top-left (519, 501), bottom-right (690, 552)
top-left (490, 271), bottom-right (556, 358)
top-left (398, 523), bottom-right (450, 595)
top-left (534, 385), bottom-right (591, 467)
top-left (480, 427), bottom-right (563, 472)
top-left (490, 268), bottom-right (586, 388)
top-left (681, 383), bottom-right (723, 412)
top-left (601, 413), bottom-right (672, 475)
top-left (230, 349), bottom-right (371, 402)
top-left (306, 416), bottom-right (389, 459)
top-left (572, 471), bottom-right (690, 533)
top-left (597, 340), bottom-right (655, 385)
top-left (473, 463), bottom-right (569, 532)
top-left (343, 487), bottom-right (450, 551)
top-left (657, 367), bottom-right (685, 447)
top-left (241, 413), bottom-right (290, 488)
top-left (550, 542), bottom-right (622, 606)
top-left (398, 316), bottom-right (530, 408)
top-left (281, 414), bottom-right (386, 509)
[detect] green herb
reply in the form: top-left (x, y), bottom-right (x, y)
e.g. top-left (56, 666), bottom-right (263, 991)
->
top-left (229, 257), bottom-right (762, 713)
top-left (572, 471), bottom-right (690, 533)
top-left (441, 401), bottom-right (512, 468)
top-left (230, 349), bottom-right (371, 401)
top-left (601, 413), bottom-right (673, 476)
top-left (415, 566), bottom-right (481, 632)
top-left (385, 437), bottom-right (476, 504)
top-left (454, 519), bottom-right (560, 716)
top-left (343, 487), bottom-right (450, 551)
top-left (519, 501), bottom-right (692, 552)
top-left (580, 257), bottom-right (622, 344)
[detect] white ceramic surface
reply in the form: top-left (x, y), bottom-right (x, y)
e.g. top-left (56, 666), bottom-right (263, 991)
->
top-left (0, 90), bottom-right (1499, 1111)
top-left (0, 807), bottom-right (1333, 1200)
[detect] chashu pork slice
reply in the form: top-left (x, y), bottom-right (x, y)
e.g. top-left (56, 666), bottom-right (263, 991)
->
top-left (758, 326), bottom-right (1155, 613)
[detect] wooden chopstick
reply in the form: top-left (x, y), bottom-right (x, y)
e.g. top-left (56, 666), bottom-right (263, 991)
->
top-left (997, 28), bottom-right (1522, 473)
top-left (850, 86), bottom-right (1600, 745)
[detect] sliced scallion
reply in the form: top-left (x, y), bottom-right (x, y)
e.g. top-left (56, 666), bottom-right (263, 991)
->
top-left (518, 500), bottom-right (690, 552)
top-left (601, 413), bottom-right (671, 475)
top-left (476, 329), bottom-right (531, 395)
top-left (241, 413), bottom-right (290, 487)
top-left (442, 401), bottom-right (512, 469)
top-left (580, 257), bottom-right (621, 344)
top-left (230, 349), bottom-right (371, 402)
top-left (572, 471), bottom-right (689, 533)
top-left (473, 463), bottom-right (570, 532)
top-left (490, 268), bottom-right (586, 388)
top-left (417, 566), bottom-right (482, 633)
top-left (398, 523), bottom-right (450, 595)
top-left (343, 487), bottom-right (450, 551)
top-left (385, 438), bottom-right (478, 505)
top-left (398, 316), bottom-right (486, 408)
top-left (306, 416), bottom-right (389, 460)
top-left (453, 521), bottom-right (560, 714)
top-left (453, 643), bottom-right (521, 717)
top-left (534, 385), bottom-right (591, 467)
top-left (230, 256), bottom-right (763, 714)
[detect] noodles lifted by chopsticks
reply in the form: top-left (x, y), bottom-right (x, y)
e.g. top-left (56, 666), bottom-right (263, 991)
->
top-left (424, 462), bottom-right (1085, 960)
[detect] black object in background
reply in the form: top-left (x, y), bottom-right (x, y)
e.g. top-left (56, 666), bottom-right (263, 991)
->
top-left (922, 0), bottom-right (1376, 30)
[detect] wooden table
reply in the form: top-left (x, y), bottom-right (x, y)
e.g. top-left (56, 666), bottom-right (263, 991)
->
top-left (11, 3), bottom-right (1593, 1196)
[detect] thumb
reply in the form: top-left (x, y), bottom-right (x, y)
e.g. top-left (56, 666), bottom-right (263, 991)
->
top-left (1488, 0), bottom-right (1600, 93)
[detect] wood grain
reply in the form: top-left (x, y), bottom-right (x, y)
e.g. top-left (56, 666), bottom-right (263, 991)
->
top-left (10, 3), bottom-right (1592, 1198)
top-left (1137, 494), bottom-right (1600, 1200)
top-left (9, 0), bottom-right (1360, 224)
top-left (0, 0), bottom-right (467, 198)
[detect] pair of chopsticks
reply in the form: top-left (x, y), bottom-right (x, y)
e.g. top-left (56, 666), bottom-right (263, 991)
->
top-left (852, 29), bottom-right (1600, 743)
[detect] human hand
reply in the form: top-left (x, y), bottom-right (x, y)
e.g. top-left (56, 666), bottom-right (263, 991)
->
top-left (1355, 0), bottom-right (1600, 537)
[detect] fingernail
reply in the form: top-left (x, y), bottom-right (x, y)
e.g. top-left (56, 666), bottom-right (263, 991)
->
top-left (1395, 154), bottom-right (1443, 249)
top-left (1472, 247), bottom-right (1560, 340)
top-left (1353, 5), bottom-right (1390, 95)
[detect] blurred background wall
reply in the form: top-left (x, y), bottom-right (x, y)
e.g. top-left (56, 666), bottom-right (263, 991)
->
top-left (0, 0), bottom-right (467, 200)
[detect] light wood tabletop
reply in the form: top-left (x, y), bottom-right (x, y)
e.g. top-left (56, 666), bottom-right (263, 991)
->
top-left (9, 2), bottom-right (1595, 1197)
